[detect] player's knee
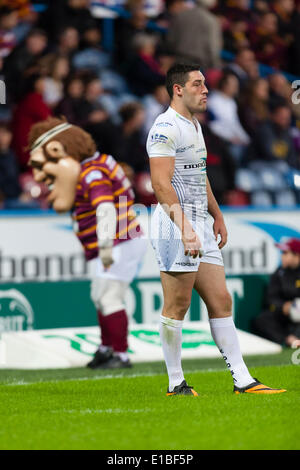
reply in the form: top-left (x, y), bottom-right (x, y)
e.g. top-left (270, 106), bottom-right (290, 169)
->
top-left (221, 290), bottom-right (232, 313)
top-left (164, 293), bottom-right (191, 318)
top-left (208, 290), bottom-right (232, 316)
top-left (91, 279), bottom-right (128, 315)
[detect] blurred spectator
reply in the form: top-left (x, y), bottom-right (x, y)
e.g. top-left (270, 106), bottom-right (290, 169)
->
top-left (0, 123), bottom-right (37, 209)
top-left (83, 76), bottom-right (110, 125)
top-left (238, 78), bottom-right (270, 138)
top-left (143, 84), bottom-right (170, 136)
top-left (11, 73), bottom-right (52, 171)
top-left (114, 101), bottom-right (149, 172)
top-left (39, 54), bottom-right (70, 108)
top-left (267, 72), bottom-right (291, 109)
top-left (207, 71), bottom-right (250, 163)
top-left (197, 112), bottom-right (236, 204)
top-left (0, 123), bottom-right (21, 201)
top-left (126, 33), bottom-right (165, 96)
top-left (248, 104), bottom-right (299, 168)
top-left (88, 102), bottom-right (149, 174)
top-left (54, 75), bottom-right (87, 126)
top-left (55, 26), bottom-right (79, 58)
top-left (166, 0), bottom-right (223, 68)
top-left (0, 55), bottom-right (11, 122)
top-left (155, 0), bottom-right (188, 29)
top-left (223, 18), bottom-right (250, 53)
top-left (39, 0), bottom-right (96, 42)
top-left (249, 12), bottom-right (288, 69)
top-left (3, 28), bottom-right (48, 99)
top-left (225, 48), bottom-right (259, 88)
top-left (272, 0), bottom-right (295, 40)
top-left (0, 6), bottom-right (19, 59)
top-left (289, 0), bottom-right (300, 75)
top-left (253, 238), bottom-right (300, 348)
top-left (72, 25), bottom-right (111, 74)
top-left (115, 2), bottom-right (151, 72)
top-left (215, 0), bottom-right (252, 22)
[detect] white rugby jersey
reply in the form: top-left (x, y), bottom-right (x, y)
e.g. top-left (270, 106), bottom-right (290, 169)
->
top-left (146, 106), bottom-right (208, 220)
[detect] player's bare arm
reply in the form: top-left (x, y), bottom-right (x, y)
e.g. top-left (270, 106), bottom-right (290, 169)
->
top-left (206, 176), bottom-right (228, 249)
top-left (150, 156), bottom-right (202, 258)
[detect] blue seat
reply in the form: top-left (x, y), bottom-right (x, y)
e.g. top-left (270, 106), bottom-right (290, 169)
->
top-left (235, 168), bottom-right (262, 192)
top-left (248, 161), bottom-right (288, 191)
top-left (275, 190), bottom-right (297, 208)
top-left (250, 190), bottom-right (273, 207)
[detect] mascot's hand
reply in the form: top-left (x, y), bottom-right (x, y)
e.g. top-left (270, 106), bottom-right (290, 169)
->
top-left (99, 246), bottom-right (114, 269)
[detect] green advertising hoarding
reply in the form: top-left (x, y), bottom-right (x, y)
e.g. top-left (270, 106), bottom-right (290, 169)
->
top-left (0, 275), bottom-right (269, 335)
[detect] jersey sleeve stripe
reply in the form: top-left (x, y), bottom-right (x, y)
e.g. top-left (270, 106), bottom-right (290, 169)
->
top-left (74, 209), bottom-right (96, 220)
top-left (77, 224), bottom-right (97, 237)
top-left (113, 186), bottom-right (127, 197)
top-left (91, 195), bottom-right (114, 206)
top-left (109, 164), bottom-right (119, 179)
top-left (89, 180), bottom-right (112, 188)
top-left (115, 199), bottom-right (134, 209)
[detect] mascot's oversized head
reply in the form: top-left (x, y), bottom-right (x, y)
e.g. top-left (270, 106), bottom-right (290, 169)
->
top-left (28, 117), bottom-right (96, 212)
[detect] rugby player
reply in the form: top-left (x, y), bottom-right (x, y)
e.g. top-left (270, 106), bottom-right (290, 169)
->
top-left (146, 63), bottom-right (286, 395)
top-left (28, 118), bottom-right (147, 369)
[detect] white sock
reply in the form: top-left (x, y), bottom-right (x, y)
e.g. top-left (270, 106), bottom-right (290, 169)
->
top-left (115, 352), bottom-right (129, 362)
top-left (209, 316), bottom-right (254, 388)
top-left (159, 315), bottom-right (185, 391)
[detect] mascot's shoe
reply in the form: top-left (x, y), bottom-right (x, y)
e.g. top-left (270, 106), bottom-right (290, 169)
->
top-left (87, 347), bottom-right (113, 369)
top-left (234, 378), bottom-right (286, 394)
top-left (166, 380), bottom-right (199, 397)
top-left (97, 355), bottom-right (132, 369)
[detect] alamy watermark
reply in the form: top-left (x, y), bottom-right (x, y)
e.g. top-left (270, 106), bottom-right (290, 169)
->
top-left (0, 80), bottom-right (6, 104)
top-left (291, 341), bottom-right (300, 365)
top-left (291, 80), bottom-right (300, 105)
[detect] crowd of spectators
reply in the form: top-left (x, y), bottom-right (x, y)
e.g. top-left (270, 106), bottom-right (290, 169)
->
top-left (0, 0), bottom-right (300, 209)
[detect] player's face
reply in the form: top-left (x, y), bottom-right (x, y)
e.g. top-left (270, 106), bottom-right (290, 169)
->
top-left (181, 71), bottom-right (208, 114)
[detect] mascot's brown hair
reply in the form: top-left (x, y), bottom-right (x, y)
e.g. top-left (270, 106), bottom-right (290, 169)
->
top-left (28, 117), bottom-right (97, 212)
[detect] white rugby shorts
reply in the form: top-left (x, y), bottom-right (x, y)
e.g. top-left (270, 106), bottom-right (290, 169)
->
top-left (150, 204), bottom-right (223, 272)
top-left (88, 236), bottom-right (147, 282)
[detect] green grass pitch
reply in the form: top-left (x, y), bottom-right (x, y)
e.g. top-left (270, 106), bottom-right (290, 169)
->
top-left (0, 349), bottom-right (299, 450)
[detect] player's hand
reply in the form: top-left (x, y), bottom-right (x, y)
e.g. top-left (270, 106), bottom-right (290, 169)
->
top-left (213, 215), bottom-right (228, 249)
top-left (99, 247), bottom-right (114, 269)
top-left (182, 229), bottom-right (204, 258)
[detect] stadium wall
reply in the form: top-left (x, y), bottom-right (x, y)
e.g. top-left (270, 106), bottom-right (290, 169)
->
top-left (0, 208), bottom-right (299, 335)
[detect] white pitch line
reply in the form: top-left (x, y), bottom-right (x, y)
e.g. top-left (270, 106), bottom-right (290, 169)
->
top-left (1, 367), bottom-right (227, 387)
top-left (50, 408), bottom-right (153, 415)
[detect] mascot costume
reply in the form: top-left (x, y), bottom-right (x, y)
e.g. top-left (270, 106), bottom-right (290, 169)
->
top-left (28, 117), bottom-right (147, 369)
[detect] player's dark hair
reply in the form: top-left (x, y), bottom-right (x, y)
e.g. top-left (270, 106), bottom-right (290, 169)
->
top-left (166, 63), bottom-right (201, 98)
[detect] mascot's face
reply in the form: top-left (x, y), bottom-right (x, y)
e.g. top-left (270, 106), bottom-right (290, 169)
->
top-left (29, 123), bottom-right (81, 213)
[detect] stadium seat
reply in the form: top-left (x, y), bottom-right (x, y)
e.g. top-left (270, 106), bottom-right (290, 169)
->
top-left (248, 160), bottom-right (290, 176)
top-left (274, 190), bottom-right (297, 208)
top-left (223, 189), bottom-right (249, 206)
top-left (258, 167), bottom-right (287, 192)
top-left (250, 190), bottom-right (273, 207)
top-left (235, 168), bottom-right (262, 193)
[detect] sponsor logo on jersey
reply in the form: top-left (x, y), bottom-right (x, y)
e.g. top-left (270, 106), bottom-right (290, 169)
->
top-left (156, 122), bottom-right (173, 128)
top-left (175, 262), bottom-right (197, 266)
top-left (151, 133), bottom-right (169, 144)
top-left (183, 160), bottom-right (206, 170)
top-left (177, 144), bottom-right (195, 153)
